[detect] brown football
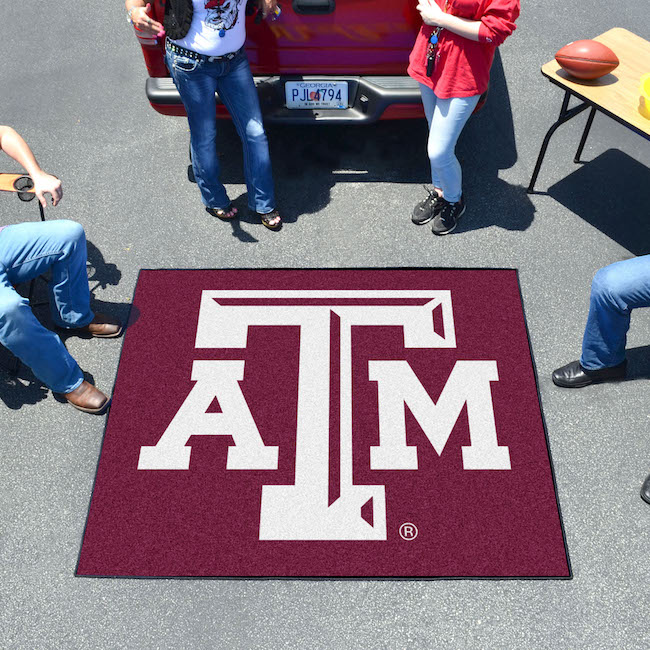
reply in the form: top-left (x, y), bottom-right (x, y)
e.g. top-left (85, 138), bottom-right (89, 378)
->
top-left (555, 39), bottom-right (619, 80)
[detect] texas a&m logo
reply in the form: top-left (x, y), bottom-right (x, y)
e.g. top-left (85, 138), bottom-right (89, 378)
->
top-left (137, 290), bottom-right (510, 541)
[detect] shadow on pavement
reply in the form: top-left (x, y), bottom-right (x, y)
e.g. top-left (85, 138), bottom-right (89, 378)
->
top-left (0, 370), bottom-right (49, 410)
top-left (626, 344), bottom-right (650, 381)
top-left (209, 50), bottom-right (532, 236)
top-left (547, 149), bottom-right (650, 255)
top-left (216, 118), bottom-right (431, 230)
top-left (457, 49), bottom-right (535, 233)
top-left (86, 240), bottom-right (122, 292)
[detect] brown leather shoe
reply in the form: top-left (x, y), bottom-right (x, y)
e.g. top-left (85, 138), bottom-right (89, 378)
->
top-left (73, 313), bottom-right (123, 338)
top-left (64, 381), bottom-right (110, 414)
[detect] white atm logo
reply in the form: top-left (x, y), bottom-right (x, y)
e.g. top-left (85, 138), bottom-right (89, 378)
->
top-left (138, 291), bottom-right (511, 541)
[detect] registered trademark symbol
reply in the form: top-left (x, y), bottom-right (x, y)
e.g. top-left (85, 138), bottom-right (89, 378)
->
top-left (399, 523), bottom-right (418, 541)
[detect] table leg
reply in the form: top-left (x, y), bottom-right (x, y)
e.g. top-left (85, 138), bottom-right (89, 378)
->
top-left (527, 91), bottom-right (591, 193)
top-left (574, 107), bottom-right (597, 163)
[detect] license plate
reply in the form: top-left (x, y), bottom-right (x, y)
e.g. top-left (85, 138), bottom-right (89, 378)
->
top-left (285, 81), bottom-right (348, 110)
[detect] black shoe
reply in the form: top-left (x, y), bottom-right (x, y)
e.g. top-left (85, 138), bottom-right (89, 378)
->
top-left (412, 187), bottom-right (443, 225)
top-left (641, 474), bottom-right (650, 504)
top-left (431, 195), bottom-right (466, 235)
top-left (551, 359), bottom-right (627, 388)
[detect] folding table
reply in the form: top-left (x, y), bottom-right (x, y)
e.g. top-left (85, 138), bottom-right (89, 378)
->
top-left (528, 28), bottom-right (650, 193)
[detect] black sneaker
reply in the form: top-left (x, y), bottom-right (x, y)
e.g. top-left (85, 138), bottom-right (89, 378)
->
top-left (412, 187), bottom-right (443, 225)
top-left (431, 195), bottom-right (466, 235)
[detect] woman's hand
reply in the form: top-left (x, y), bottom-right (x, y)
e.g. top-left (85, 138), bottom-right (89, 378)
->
top-left (131, 3), bottom-right (165, 37)
top-left (416, 0), bottom-right (447, 27)
top-left (257, 0), bottom-right (278, 19)
top-left (32, 172), bottom-right (62, 208)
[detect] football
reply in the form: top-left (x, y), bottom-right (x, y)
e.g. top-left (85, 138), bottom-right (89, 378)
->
top-left (555, 39), bottom-right (619, 80)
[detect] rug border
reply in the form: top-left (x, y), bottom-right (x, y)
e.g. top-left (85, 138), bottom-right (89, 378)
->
top-left (74, 267), bottom-right (573, 581)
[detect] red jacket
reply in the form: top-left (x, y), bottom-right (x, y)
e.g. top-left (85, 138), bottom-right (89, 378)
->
top-left (407, 0), bottom-right (519, 99)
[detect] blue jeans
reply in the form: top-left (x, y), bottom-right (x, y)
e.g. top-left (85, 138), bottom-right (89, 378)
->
top-left (166, 46), bottom-right (276, 214)
top-left (581, 255), bottom-right (650, 370)
top-left (0, 220), bottom-right (93, 393)
top-left (419, 84), bottom-right (480, 203)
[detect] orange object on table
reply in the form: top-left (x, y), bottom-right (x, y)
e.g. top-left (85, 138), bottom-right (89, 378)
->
top-left (528, 28), bottom-right (650, 193)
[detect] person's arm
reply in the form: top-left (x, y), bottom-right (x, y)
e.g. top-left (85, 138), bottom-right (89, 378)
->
top-left (417, 0), bottom-right (480, 41)
top-left (125, 1), bottom-right (164, 37)
top-left (0, 125), bottom-right (63, 208)
top-left (417, 0), bottom-right (518, 46)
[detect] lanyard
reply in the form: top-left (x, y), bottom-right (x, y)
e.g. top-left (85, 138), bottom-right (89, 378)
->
top-left (425, 0), bottom-right (451, 76)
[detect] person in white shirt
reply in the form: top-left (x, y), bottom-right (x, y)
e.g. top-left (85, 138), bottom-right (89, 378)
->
top-left (126, 0), bottom-right (283, 229)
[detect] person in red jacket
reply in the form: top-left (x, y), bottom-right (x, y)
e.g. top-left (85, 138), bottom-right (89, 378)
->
top-left (408, 0), bottom-right (519, 235)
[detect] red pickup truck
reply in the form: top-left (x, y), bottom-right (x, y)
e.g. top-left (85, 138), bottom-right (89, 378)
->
top-left (137, 0), bottom-right (433, 124)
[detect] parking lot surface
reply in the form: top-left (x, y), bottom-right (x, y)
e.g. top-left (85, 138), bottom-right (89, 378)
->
top-left (1, 2), bottom-right (649, 648)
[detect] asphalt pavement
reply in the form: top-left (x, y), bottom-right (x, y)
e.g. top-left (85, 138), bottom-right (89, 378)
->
top-left (1, 1), bottom-right (650, 648)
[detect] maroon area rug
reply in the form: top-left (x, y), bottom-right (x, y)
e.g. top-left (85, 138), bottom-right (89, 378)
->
top-left (77, 269), bottom-right (570, 579)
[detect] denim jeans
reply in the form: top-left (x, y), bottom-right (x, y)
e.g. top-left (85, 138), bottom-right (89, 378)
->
top-left (0, 220), bottom-right (93, 393)
top-left (166, 46), bottom-right (276, 214)
top-left (419, 84), bottom-right (480, 203)
top-left (581, 255), bottom-right (650, 370)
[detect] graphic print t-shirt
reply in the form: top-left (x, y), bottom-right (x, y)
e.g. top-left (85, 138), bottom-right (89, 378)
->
top-left (170, 0), bottom-right (247, 56)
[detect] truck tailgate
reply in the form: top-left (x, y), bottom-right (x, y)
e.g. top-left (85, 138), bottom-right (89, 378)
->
top-left (245, 0), bottom-right (421, 75)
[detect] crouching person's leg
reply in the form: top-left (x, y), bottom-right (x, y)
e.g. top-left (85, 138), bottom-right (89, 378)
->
top-left (0, 272), bottom-right (109, 414)
top-left (45, 219), bottom-right (94, 329)
top-left (48, 221), bottom-right (122, 337)
top-left (581, 255), bottom-right (650, 370)
top-left (2, 220), bottom-right (121, 337)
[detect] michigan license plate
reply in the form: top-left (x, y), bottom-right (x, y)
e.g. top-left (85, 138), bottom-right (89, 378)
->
top-left (285, 81), bottom-right (348, 110)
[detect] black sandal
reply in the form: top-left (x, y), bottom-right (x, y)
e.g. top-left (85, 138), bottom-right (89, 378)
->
top-left (206, 204), bottom-right (238, 221)
top-left (258, 209), bottom-right (282, 231)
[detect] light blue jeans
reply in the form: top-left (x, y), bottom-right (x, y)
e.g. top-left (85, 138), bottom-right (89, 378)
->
top-left (581, 255), bottom-right (650, 370)
top-left (0, 220), bottom-right (93, 393)
top-left (166, 46), bottom-right (276, 214)
top-left (419, 84), bottom-right (480, 203)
